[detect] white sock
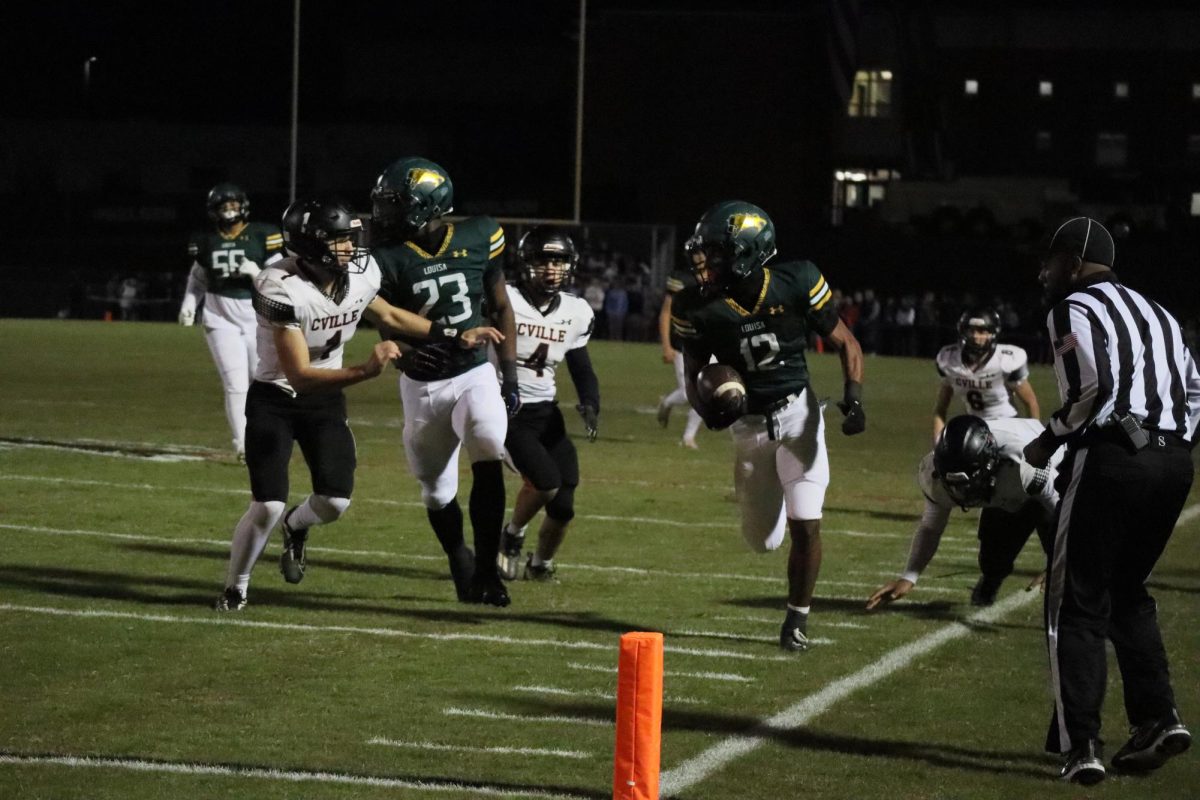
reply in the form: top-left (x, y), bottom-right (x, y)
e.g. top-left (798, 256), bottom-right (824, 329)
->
top-left (225, 500), bottom-right (286, 594)
top-left (505, 520), bottom-right (528, 538)
top-left (682, 408), bottom-right (703, 441)
top-left (787, 604), bottom-right (810, 615)
top-left (530, 554), bottom-right (552, 568)
top-left (664, 387), bottom-right (689, 407)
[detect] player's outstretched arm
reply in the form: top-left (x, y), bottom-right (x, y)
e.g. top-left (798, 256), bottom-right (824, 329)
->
top-left (1014, 379), bottom-right (1040, 420)
top-left (658, 293), bottom-right (676, 364)
top-left (274, 327), bottom-right (400, 394)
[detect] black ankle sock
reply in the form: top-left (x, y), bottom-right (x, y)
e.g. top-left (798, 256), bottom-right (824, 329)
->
top-left (469, 460), bottom-right (505, 573)
top-left (427, 498), bottom-right (465, 555)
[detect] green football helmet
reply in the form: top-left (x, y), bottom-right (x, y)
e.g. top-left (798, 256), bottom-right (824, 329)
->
top-left (207, 183), bottom-right (249, 226)
top-left (370, 157), bottom-right (454, 240)
top-left (684, 200), bottom-right (778, 295)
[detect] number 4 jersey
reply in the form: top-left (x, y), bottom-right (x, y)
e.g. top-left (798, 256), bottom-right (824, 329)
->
top-left (251, 256), bottom-right (382, 396)
top-left (506, 286), bottom-right (595, 403)
top-left (935, 343), bottom-right (1030, 419)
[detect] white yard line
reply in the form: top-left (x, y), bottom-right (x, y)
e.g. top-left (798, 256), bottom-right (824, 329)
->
top-left (0, 603), bottom-right (791, 662)
top-left (673, 629), bottom-right (835, 646)
top-left (658, 588), bottom-right (1041, 797)
top-left (0, 753), bottom-right (589, 799)
top-left (443, 707), bottom-right (613, 728)
top-left (366, 738), bottom-right (591, 760)
top-left (711, 615), bottom-right (869, 630)
top-left (566, 662), bottom-right (755, 684)
top-left (514, 685), bottom-right (704, 706)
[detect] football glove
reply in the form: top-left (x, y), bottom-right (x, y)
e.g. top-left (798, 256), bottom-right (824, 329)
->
top-left (236, 258), bottom-right (261, 278)
top-left (577, 404), bottom-right (599, 442)
top-left (178, 307), bottom-right (195, 327)
top-left (401, 342), bottom-right (454, 374)
top-left (837, 381), bottom-right (866, 436)
top-left (500, 361), bottom-right (521, 417)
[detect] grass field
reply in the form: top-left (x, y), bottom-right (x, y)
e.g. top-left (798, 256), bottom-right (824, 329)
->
top-left (0, 318), bottom-right (1197, 800)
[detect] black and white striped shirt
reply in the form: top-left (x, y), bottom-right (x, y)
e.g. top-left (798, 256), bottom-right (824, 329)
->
top-left (1042, 274), bottom-right (1200, 444)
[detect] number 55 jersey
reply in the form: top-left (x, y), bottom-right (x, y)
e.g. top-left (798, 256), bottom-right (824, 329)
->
top-left (935, 343), bottom-right (1030, 419)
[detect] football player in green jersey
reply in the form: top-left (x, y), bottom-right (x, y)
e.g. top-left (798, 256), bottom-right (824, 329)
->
top-left (656, 269), bottom-right (707, 448)
top-left (672, 200), bottom-right (866, 653)
top-left (370, 157), bottom-right (520, 607)
top-left (178, 183), bottom-right (285, 459)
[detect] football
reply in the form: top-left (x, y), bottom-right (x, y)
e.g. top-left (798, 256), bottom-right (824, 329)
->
top-left (696, 363), bottom-right (747, 428)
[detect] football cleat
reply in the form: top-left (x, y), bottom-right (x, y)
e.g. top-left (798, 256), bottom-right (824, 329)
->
top-left (279, 507), bottom-right (308, 584)
top-left (656, 396), bottom-right (671, 428)
top-left (1112, 712), bottom-right (1191, 772)
top-left (1060, 739), bottom-right (1105, 785)
top-left (497, 529), bottom-right (525, 582)
top-left (970, 575), bottom-right (1001, 607)
top-left (779, 609), bottom-right (809, 653)
top-left (448, 545), bottom-right (475, 602)
top-left (522, 555), bottom-right (557, 582)
top-left (465, 572), bottom-right (511, 607)
top-left (214, 587), bottom-right (247, 612)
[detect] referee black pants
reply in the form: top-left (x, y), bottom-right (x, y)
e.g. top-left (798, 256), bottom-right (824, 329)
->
top-left (1044, 435), bottom-right (1194, 753)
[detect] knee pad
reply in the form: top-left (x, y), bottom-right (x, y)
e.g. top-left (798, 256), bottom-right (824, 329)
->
top-left (310, 495), bottom-right (351, 523)
top-left (422, 484), bottom-right (459, 510)
top-left (545, 483), bottom-right (576, 523)
top-left (248, 500), bottom-right (286, 529)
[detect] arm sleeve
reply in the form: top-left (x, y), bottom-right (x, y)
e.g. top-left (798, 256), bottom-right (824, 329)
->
top-left (902, 498), bottom-right (953, 584)
top-left (565, 346), bottom-right (600, 412)
top-left (180, 263), bottom-right (207, 313)
top-left (251, 274), bottom-right (299, 329)
top-left (1044, 300), bottom-right (1110, 443)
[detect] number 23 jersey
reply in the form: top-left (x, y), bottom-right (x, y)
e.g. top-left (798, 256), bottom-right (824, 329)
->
top-left (935, 343), bottom-right (1030, 419)
top-left (506, 286), bottom-right (594, 403)
top-left (251, 256), bottom-right (382, 396)
top-left (373, 216), bottom-right (505, 379)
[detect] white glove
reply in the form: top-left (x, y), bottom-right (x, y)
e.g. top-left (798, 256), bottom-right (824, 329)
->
top-left (178, 307), bottom-right (195, 326)
top-left (236, 258), bottom-right (261, 278)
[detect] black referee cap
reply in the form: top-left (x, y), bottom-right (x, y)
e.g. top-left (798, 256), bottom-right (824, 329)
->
top-left (1048, 217), bottom-right (1115, 267)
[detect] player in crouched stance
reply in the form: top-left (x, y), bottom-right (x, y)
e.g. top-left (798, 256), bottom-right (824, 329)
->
top-left (497, 228), bottom-right (600, 582)
top-left (215, 197), bottom-right (502, 611)
top-left (865, 415), bottom-right (1061, 612)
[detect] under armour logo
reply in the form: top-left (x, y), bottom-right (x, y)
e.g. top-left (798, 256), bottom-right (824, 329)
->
top-left (768, 305), bottom-right (785, 315)
top-left (452, 249), bottom-right (468, 258)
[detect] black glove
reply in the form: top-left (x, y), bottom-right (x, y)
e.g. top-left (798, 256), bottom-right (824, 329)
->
top-left (500, 360), bottom-right (521, 417)
top-left (401, 342), bottom-right (455, 375)
top-left (576, 404), bottom-right (599, 442)
top-left (836, 380), bottom-right (866, 436)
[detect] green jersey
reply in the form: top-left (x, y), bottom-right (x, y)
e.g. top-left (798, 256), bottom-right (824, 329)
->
top-left (373, 215), bottom-right (506, 379)
top-left (664, 269), bottom-right (698, 349)
top-left (187, 221), bottom-right (284, 299)
top-left (671, 260), bottom-right (837, 411)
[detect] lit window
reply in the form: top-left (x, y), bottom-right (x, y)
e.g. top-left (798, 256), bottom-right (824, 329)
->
top-left (1193, 83), bottom-right (1200, 101)
top-left (847, 70), bottom-right (894, 118)
top-left (1114, 82), bottom-right (1129, 99)
top-left (1036, 131), bottom-right (1052, 152)
top-left (964, 79), bottom-right (979, 96)
top-left (1096, 132), bottom-right (1128, 167)
top-left (1039, 81), bottom-right (1053, 98)
top-left (1191, 192), bottom-right (1200, 216)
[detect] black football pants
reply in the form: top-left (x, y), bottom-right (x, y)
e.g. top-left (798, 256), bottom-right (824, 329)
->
top-left (1044, 436), bottom-right (1194, 753)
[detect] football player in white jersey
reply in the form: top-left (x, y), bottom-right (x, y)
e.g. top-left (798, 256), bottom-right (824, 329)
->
top-left (866, 415), bottom-right (1063, 611)
top-left (215, 197), bottom-right (502, 611)
top-left (496, 228), bottom-right (600, 582)
top-left (932, 308), bottom-right (1040, 443)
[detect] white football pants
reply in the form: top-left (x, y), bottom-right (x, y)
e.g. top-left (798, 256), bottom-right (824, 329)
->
top-left (202, 293), bottom-right (258, 453)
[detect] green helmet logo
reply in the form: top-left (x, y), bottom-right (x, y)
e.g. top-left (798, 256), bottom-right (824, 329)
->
top-left (685, 200), bottom-right (777, 295)
top-left (371, 157), bottom-right (454, 240)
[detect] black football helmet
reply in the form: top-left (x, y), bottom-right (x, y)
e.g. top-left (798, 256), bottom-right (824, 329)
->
top-left (684, 200), bottom-right (778, 296)
top-left (957, 308), bottom-right (1001, 364)
top-left (282, 197), bottom-right (369, 274)
top-left (370, 157), bottom-right (454, 241)
top-left (933, 415), bottom-right (1000, 508)
top-left (517, 227), bottom-right (579, 300)
top-left (207, 183), bottom-right (249, 227)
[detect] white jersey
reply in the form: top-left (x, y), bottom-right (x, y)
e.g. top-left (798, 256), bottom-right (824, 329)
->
top-left (936, 343), bottom-right (1030, 418)
top-left (506, 286), bottom-right (594, 404)
top-left (903, 417), bottom-right (1063, 583)
top-left (252, 256), bottom-right (381, 395)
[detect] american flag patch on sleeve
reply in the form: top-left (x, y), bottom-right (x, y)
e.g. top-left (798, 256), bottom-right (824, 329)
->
top-left (1054, 333), bottom-right (1078, 356)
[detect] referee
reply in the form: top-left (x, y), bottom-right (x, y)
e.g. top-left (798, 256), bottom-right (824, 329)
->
top-left (1023, 217), bottom-right (1200, 784)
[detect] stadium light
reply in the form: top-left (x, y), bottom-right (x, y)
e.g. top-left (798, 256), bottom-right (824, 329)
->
top-left (83, 56), bottom-right (97, 90)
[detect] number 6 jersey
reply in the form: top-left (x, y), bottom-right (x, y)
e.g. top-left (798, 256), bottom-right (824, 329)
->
top-left (506, 286), bottom-right (595, 403)
top-left (251, 256), bottom-right (382, 396)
